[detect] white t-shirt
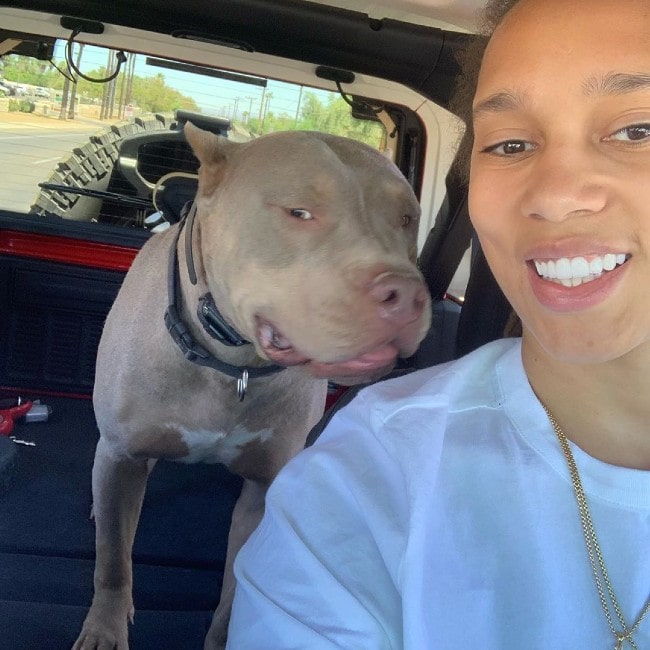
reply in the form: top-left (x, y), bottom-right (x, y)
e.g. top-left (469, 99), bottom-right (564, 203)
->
top-left (227, 338), bottom-right (650, 649)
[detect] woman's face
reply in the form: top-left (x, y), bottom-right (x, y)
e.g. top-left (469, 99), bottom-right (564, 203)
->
top-left (469, 0), bottom-right (650, 364)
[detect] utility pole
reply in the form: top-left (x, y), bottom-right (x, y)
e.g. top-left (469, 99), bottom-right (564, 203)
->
top-left (67, 43), bottom-right (84, 119)
top-left (117, 52), bottom-right (129, 118)
top-left (108, 67), bottom-right (118, 119)
top-left (260, 93), bottom-right (272, 133)
top-left (123, 52), bottom-right (136, 119)
top-left (294, 85), bottom-right (303, 127)
top-left (99, 50), bottom-right (114, 120)
top-left (58, 75), bottom-right (70, 120)
top-left (256, 87), bottom-right (266, 134)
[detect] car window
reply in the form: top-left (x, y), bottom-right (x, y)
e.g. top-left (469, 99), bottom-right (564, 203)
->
top-left (0, 42), bottom-right (387, 229)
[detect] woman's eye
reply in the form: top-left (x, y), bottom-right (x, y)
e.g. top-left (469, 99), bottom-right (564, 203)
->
top-left (482, 140), bottom-right (533, 156)
top-left (608, 124), bottom-right (650, 143)
top-left (289, 208), bottom-right (313, 220)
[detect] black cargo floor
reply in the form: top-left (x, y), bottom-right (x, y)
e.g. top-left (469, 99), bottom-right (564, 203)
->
top-left (0, 395), bottom-right (242, 650)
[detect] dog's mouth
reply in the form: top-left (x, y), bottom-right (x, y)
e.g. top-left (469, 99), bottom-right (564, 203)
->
top-left (256, 317), bottom-right (400, 381)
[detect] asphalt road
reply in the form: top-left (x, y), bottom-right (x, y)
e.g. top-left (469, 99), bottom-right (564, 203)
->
top-left (0, 118), bottom-right (100, 214)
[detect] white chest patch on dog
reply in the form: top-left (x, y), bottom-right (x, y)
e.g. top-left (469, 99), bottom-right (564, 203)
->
top-left (178, 425), bottom-right (274, 465)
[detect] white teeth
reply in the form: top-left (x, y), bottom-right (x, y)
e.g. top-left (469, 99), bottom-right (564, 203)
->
top-left (570, 257), bottom-right (590, 278)
top-left (259, 324), bottom-right (274, 346)
top-left (259, 323), bottom-right (292, 350)
top-left (555, 258), bottom-right (571, 280)
top-left (538, 260), bottom-right (558, 278)
top-left (533, 253), bottom-right (627, 286)
top-left (603, 254), bottom-right (616, 271)
top-left (589, 258), bottom-right (603, 274)
top-left (270, 328), bottom-right (290, 349)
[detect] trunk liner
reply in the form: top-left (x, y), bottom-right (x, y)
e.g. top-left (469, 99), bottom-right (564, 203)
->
top-left (0, 395), bottom-right (242, 649)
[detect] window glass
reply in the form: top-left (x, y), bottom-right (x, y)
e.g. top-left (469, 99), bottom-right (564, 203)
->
top-left (0, 43), bottom-right (386, 228)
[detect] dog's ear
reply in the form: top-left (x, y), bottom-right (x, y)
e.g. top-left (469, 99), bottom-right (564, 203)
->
top-left (184, 121), bottom-right (238, 196)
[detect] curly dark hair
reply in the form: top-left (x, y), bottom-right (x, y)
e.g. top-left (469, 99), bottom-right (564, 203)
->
top-left (450, 0), bottom-right (522, 184)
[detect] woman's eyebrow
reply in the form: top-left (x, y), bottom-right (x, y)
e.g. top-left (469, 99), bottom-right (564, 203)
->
top-left (473, 73), bottom-right (650, 120)
top-left (472, 90), bottom-right (526, 120)
top-left (583, 72), bottom-right (650, 95)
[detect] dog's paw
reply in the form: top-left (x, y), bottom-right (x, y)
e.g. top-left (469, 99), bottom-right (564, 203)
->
top-left (72, 592), bottom-right (133, 650)
top-left (72, 624), bottom-right (129, 650)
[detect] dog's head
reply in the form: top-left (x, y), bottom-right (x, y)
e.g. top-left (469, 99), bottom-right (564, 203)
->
top-left (184, 122), bottom-right (431, 384)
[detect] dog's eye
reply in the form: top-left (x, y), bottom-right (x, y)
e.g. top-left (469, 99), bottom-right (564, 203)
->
top-left (289, 208), bottom-right (313, 220)
top-left (401, 214), bottom-right (412, 228)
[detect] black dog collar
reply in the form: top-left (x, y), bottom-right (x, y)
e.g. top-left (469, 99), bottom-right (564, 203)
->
top-left (164, 200), bottom-right (285, 400)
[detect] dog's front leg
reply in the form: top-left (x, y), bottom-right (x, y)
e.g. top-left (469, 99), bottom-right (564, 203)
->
top-left (204, 478), bottom-right (267, 650)
top-left (73, 436), bottom-right (150, 650)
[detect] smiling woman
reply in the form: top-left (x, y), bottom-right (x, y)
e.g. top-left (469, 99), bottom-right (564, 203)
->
top-left (469, 0), bottom-right (650, 365)
top-left (226, 0), bottom-right (650, 648)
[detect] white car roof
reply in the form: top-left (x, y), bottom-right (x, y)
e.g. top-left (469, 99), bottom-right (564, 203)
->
top-left (302, 0), bottom-right (484, 31)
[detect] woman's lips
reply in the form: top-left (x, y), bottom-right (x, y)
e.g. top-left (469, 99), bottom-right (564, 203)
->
top-left (527, 253), bottom-right (629, 312)
top-left (531, 253), bottom-right (628, 287)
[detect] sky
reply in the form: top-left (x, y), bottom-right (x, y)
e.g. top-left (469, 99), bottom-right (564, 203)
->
top-left (55, 41), bottom-right (336, 122)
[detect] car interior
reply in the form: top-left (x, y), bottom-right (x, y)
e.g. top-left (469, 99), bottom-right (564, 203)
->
top-left (0, 1), bottom-right (513, 647)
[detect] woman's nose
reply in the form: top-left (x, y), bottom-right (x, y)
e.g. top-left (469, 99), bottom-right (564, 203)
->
top-left (519, 147), bottom-right (608, 222)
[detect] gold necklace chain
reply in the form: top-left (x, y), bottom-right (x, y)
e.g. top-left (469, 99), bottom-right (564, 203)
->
top-left (543, 405), bottom-right (650, 650)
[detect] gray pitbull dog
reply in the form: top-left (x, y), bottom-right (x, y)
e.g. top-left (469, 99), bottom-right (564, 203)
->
top-left (73, 122), bottom-right (431, 650)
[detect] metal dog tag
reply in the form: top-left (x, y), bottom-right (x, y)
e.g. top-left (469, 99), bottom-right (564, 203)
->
top-left (237, 369), bottom-right (249, 402)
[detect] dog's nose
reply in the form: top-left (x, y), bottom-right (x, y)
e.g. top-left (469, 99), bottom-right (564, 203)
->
top-left (369, 273), bottom-right (427, 326)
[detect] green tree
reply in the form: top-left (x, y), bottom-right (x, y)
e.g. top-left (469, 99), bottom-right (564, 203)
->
top-left (246, 91), bottom-right (384, 148)
top-left (2, 54), bottom-right (198, 114)
top-left (1, 54), bottom-right (59, 86)
top-left (129, 73), bottom-right (198, 113)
